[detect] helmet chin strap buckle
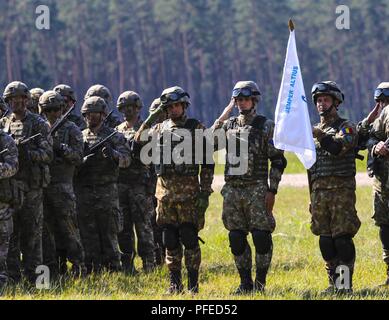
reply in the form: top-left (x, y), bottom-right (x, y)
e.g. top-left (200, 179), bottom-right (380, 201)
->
top-left (320, 105), bottom-right (335, 117)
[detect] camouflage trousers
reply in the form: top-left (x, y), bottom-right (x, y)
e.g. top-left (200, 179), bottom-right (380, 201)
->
top-left (157, 199), bottom-right (201, 272)
top-left (372, 180), bottom-right (389, 266)
top-left (77, 183), bottom-right (122, 272)
top-left (7, 187), bottom-right (43, 282)
top-left (310, 188), bottom-right (361, 237)
top-left (0, 205), bottom-right (13, 285)
top-left (222, 183), bottom-right (275, 272)
top-left (372, 180), bottom-right (389, 227)
top-left (42, 183), bottom-right (85, 275)
top-left (118, 183), bottom-right (156, 268)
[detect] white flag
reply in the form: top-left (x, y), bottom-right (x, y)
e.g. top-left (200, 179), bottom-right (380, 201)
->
top-left (273, 27), bottom-right (316, 169)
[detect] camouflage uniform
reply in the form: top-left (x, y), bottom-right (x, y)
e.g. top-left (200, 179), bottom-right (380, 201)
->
top-left (76, 97), bottom-right (130, 272)
top-left (214, 95), bottom-right (286, 293)
top-left (135, 87), bottom-right (214, 293)
top-left (29, 88), bottom-right (44, 114)
top-left (42, 116), bottom-right (85, 276)
top-left (1, 111), bottom-right (53, 283)
top-left (0, 130), bottom-right (18, 288)
top-left (309, 81), bottom-right (360, 293)
top-left (367, 93), bottom-right (389, 283)
top-left (116, 119), bottom-right (156, 273)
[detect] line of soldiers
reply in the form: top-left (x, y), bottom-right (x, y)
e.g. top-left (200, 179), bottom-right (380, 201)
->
top-left (1, 78), bottom-right (389, 296)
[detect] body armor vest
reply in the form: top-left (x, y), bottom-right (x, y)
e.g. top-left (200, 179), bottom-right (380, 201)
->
top-left (77, 127), bottom-right (118, 185)
top-left (50, 121), bottom-right (76, 184)
top-left (155, 118), bottom-right (200, 177)
top-left (225, 115), bottom-right (268, 182)
top-left (309, 118), bottom-right (356, 182)
top-left (3, 113), bottom-right (50, 188)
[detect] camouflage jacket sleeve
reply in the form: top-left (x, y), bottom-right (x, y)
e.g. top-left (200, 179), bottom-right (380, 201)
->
top-left (356, 117), bottom-right (372, 151)
top-left (317, 120), bottom-right (358, 157)
top-left (367, 109), bottom-right (389, 156)
top-left (265, 120), bottom-right (287, 194)
top-left (0, 133), bottom-right (18, 179)
top-left (111, 131), bottom-right (131, 169)
top-left (210, 119), bottom-right (228, 151)
top-left (198, 122), bottom-right (215, 194)
top-left (29, 117), bottom-right (53, 164)
top-left (62, 124), bottom-right (84, 166)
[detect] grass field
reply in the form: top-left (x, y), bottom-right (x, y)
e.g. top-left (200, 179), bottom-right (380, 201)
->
top-left (215, 150), bottom-right (368, 175)
top-left (2, 184), bottom-right (389, 300)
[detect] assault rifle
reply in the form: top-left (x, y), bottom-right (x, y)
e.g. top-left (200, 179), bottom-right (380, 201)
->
top-left (49, 105), bottom-right (75, 136)
top-left (18, 133), bottom-right (42, 146)
top-left (102, 110), bottom-right (114, 127)
top-left (83, 131), bottom-right (118, 161)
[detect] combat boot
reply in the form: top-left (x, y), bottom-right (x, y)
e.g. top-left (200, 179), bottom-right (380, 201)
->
top-left (143, 257), bottom-right (156, 274)
top-left (321, 264), bottom-right (337, 295)
top-left (233, 268), bottom-right (253, 295)
top-left (121, 253), bottom-right (138, 276)
top-left (187, 269), bottom-right (199, 294)
top-left (254, 268), bottom-right (267, 293)
top-left (167, 270), bottom-right (184, 294)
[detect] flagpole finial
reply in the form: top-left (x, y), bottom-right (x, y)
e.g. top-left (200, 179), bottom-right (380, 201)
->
top-left (288, 19), bottom-right (295, 32)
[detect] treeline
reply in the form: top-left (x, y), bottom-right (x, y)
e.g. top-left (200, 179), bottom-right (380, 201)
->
top-left (0, 0), bottom-right (388, 124)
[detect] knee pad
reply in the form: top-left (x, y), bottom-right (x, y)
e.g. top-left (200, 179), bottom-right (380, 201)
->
top-left (162, 225), bottom-right (180, 251)
top-left (228, 230), bottom-right (248, 256)
top-left (179, 223), bottom-right (199, 250)
top-left (380, 225), bottom-right (389, 250)
top-left (319, 236), bottom-right (337, 261)
top-left (334, 235), bottom-right (355, 263)
top-left (251, 230), bottom-right (272, 255)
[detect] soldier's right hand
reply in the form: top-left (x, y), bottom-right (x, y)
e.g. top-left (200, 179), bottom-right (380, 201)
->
top-left (144, 105), bottom-right (164, 126)
top-left (375, 141), bottom-right (389, 157)
top-left (218, 98), bottom-right (236, 123)
top-left (367, 102), bottom-right (382, 125)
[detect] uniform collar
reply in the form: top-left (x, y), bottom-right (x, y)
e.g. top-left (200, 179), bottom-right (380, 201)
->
top-left (320, 113), bottom-right (340, 127)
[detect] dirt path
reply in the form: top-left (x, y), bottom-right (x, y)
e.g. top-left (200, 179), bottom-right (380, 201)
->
top-left (212, 173), bottom-right (373, 190)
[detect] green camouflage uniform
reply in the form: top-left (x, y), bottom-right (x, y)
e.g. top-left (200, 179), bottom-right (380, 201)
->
top-left (1, 111), bottom-right (53, 283)
top-left (309, 114), bottom-right (360, 286)
top-left (367, 106), bottom-right (389, 266)
top-left (0, 130), bottom-right (18, 287)
top-left (151, 116), bottom-right (214, 273)
top-left (76, 125), bottom-right (130, 272)
top-left (214, 111), bottom-right (286, 290)
top-left (42, 120), bottom-right (85, 276)
top-left (116, 119), bottom-right (156, 272)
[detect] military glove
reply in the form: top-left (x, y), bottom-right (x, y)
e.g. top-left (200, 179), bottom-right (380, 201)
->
top-left (144, 105), bottom-right (165, 127)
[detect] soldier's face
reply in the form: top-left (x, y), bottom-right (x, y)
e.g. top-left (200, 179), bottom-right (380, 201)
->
top-left (8, 96), bottom-right (28, 114)
top-left (167, 103), bottom-right (184, 120)
top-left (235, 97), bottom-right (254, 113)
top-left (85, 112), bottom-right (104, 128)
top-left (121, 106), bottom-right (139, 121)
top-left (45, 108), bottom-right (62, 123)
top-left (316, 95), bottom-right (335, 115)
top-left (63, 97), bottom-right (75, 113)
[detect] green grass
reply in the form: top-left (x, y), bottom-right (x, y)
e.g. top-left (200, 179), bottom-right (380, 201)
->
top-left (2, 185), bottom-right (388, 300)
top-left (214, 150), bottom-right (368, 175)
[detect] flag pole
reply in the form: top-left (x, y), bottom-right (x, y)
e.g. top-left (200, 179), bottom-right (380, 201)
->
top-left (288, 19), bottom-right (295, 32)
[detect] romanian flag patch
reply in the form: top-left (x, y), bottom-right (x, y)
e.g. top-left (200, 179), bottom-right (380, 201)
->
top-left (342, 127), bottom-right (353, 135)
